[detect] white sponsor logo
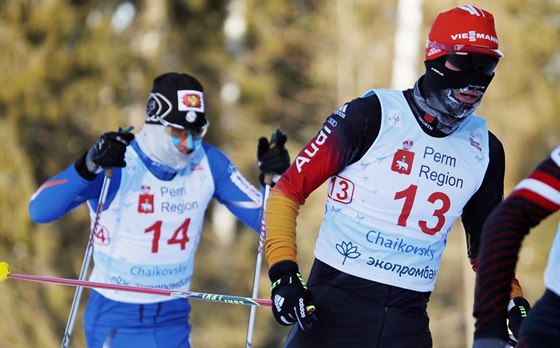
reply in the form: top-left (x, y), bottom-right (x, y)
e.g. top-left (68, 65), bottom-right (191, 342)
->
top-left (298, 298), bottom-right (306, 318)
top-left (229, 164), bottom-right (262, 206)
top-left (333, 104), bottom-right (348, 119)
top-left (295, 125), bottom-right (332, 173)
top-left (450, 32), bottom-right (498, 44)
top-left (274, 294), bottom-right (285, 312)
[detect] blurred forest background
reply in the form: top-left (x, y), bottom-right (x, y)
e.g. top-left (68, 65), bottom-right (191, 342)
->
top-left (0, 0), bottom-right (558, 347)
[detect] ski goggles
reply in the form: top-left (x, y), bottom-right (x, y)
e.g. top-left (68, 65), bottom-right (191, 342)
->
top-left (425, 59), bottom-right (494, 90)
top-left (446, 52), bottom-right (499, 76)
top-left (165, 124), bottom-right (209, 152)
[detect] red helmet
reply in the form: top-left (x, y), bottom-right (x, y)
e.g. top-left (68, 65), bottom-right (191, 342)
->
top-left (425, 5), bottom-right (503, 60)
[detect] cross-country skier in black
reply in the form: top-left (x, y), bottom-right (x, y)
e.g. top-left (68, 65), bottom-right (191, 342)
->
top-left (473, 146), bottom-right (560, 348)
top-left (264, 5), bottom-right (530, 348)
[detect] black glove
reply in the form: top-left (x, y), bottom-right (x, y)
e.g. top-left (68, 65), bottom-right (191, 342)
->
top-left (507, 297), bottom-right (531, 339)
top-left (269, 260), bottom-right (317, 331)
top-left (471, 338), bottom-right (511, 348)
top-left (76, 130), bottom-right (134, 180)
top-left (257, 128), bottom-right (290, 186)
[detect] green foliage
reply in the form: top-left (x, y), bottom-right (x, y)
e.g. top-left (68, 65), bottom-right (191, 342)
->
top-left (0, 1), bottom-right (558, 347)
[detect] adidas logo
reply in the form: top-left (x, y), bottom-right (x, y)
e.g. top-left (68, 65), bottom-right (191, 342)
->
top-left (274, 294), bottom-right (285, 312)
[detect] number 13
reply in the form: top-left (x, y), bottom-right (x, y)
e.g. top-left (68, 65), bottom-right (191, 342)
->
top-left (394, 184), bottom-right (450, 235)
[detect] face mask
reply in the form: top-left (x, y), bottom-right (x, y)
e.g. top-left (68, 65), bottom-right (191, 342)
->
top-left (418, 59), bottom-right (495, 133)
top-left (135, 124), bottom-right (192, 170)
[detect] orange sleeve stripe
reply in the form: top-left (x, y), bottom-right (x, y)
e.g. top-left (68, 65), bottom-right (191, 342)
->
top-left (39, 179), bottom-right (68, 189)
top-left (264, 188), bottom-right (300, 266)
top-left (510, 276), bottom-right (524, 298)
top-left (31, 179), bottom-right (68, 200)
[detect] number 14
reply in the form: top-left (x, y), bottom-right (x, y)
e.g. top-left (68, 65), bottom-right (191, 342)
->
top-left (144, 218), bottom-right (191, 253)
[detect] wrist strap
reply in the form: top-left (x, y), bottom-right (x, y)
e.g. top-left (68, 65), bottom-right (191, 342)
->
top-left (86, 148), bottom-right (102, 174)
top-left (75, 151), bottom-right (98, 181)
top-left (507, 298), bottom-right (515, 311)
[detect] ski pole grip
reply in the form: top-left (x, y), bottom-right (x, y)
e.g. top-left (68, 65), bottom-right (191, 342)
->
top-left (103, 125), bottom-right (134, 178)
top-left (263, 128), bottom-right (285, 186)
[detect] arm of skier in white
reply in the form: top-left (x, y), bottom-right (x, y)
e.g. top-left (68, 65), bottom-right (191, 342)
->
top-left (29, 130), bottom-right (134, 223)
top-left (205, 135), bottom-right (290, 232)
top-left (205, 143), bottom-right (263, 232)
top-left (29, 163), bottom-right (111, 222)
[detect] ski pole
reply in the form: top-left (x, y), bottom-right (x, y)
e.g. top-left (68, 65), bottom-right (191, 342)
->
top-left (61, 170), bottom-right (111, 348)
top-left (61, 126), bottom-right (133, 348)
top-left (0, 262), bottom-right (272, 307)
top-left (245, 184), bottom-right (270, 348)
top-left (246, 128), bottom-right (286, 348)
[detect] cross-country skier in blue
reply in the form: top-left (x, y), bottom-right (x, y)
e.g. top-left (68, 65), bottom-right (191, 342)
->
top-left (29, 72), bottom-right (290, 348)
